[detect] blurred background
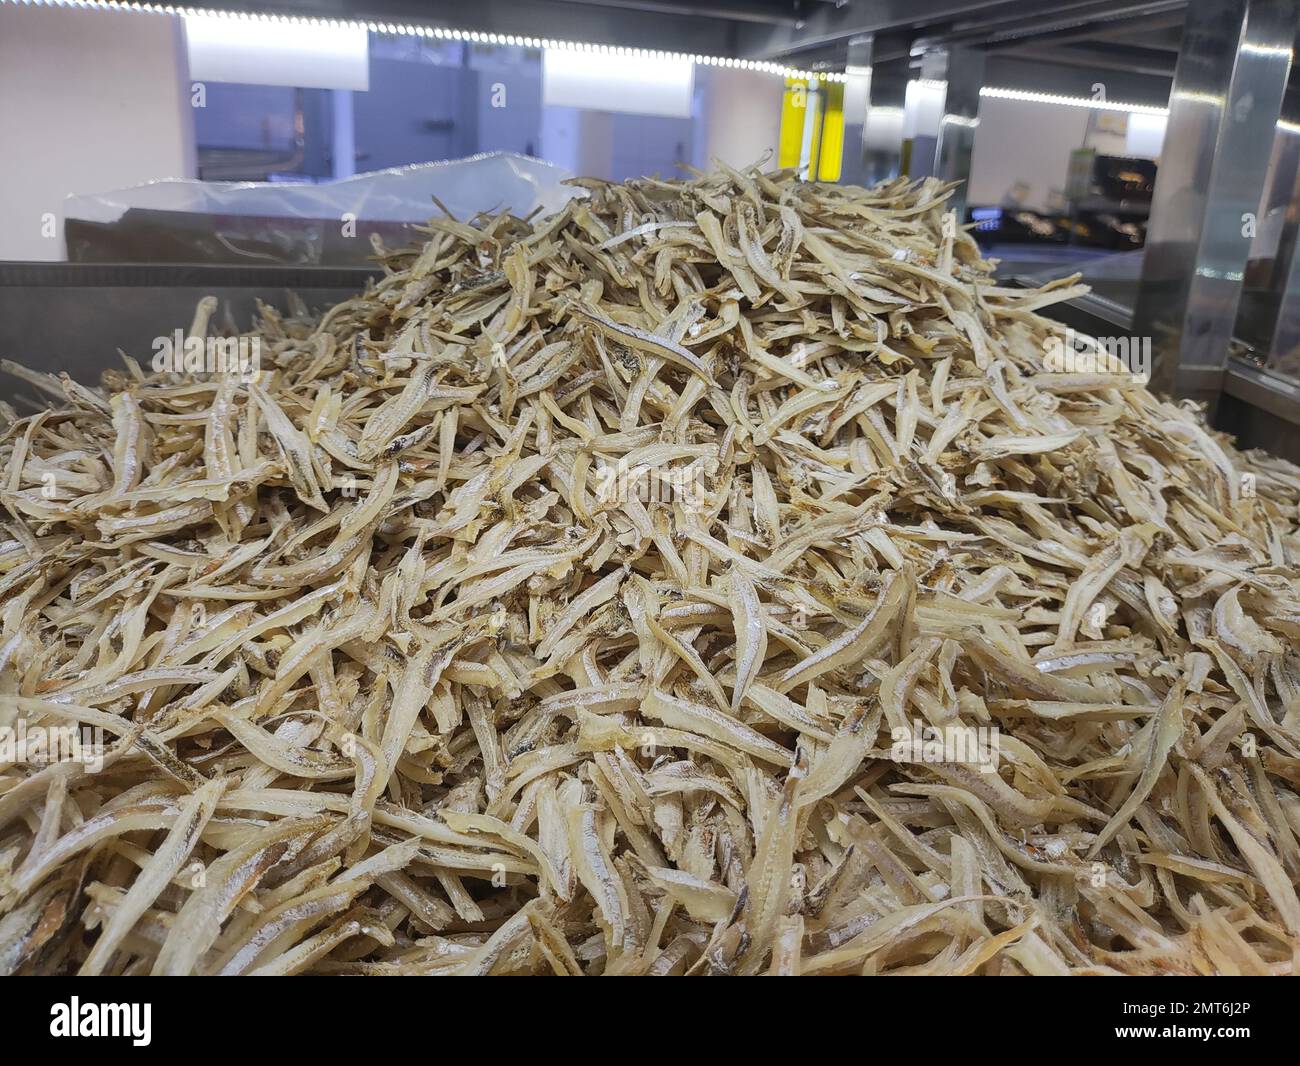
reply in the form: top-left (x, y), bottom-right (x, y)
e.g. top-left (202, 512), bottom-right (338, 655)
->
top-left (1, 0), bottom-right (1299, 455)
top-left (0, 2), bottom-right (1181, 268)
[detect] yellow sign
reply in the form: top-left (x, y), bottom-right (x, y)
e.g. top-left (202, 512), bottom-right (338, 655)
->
top-left (778, 77), bottom-right (844, 181)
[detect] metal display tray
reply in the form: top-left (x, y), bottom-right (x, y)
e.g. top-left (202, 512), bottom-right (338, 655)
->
top-left (0, 263), bottom-right (380, 385)
top-left (2, 260), bottom-right (1296, 464)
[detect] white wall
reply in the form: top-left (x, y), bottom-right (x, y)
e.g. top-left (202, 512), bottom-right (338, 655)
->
top-left (543, 66), bottom-right (782, 180)
top-left (540, 106), bottom-right (615, 177)
top-left (967, 96), bottom-right (1156, 211)
top-left (696, 67), bottom-right (783, 171)
top-left (0, 6), bottom-right (195, 261)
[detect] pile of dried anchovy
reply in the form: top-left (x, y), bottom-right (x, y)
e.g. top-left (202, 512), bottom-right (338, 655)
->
top-left (3, 167), bottom-right (1300, 975)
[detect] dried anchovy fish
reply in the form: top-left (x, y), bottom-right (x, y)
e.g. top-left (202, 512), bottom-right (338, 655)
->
top-left (2, 166), bottom-right (1300, 977)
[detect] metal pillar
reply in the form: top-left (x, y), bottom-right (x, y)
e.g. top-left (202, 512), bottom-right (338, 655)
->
top-left (841, 35), bottom-right (874, 186)
top-left (863, 65), bottom-right (908, 185)
top-left (1130, 0), bottom-right (1297, 407)
top-left (1260, 37), bottom-right (1300, 378)
top-left (1265, 150), bottom-right (1300, 375)
top-left (932, 47), bottom-right (985, 223)
top-left (841, 35), bottom-right (909, 187)
top-left (904, 45), bottom-right (986, 219)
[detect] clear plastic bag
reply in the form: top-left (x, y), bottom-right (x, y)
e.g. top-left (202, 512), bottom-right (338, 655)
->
top-left (63, 152), bottom-right (578, 266)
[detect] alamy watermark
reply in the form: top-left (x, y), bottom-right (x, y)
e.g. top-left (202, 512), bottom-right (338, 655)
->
top-left (1044, 327), bottom-right (1151, 383)
top-left (50, 997), bottom-right (151, 1046)
top-left (890, 719), bottom-right (1001, 773)
top-left (151, 330), bottom-right (260, 380)
top-left (1, 719), bottom-right (105, 773)
top-left (591, 457), bottom-right (712, 511)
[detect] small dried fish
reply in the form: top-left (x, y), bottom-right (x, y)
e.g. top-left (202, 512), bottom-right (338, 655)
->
top-left (3, 165), bottom-right (1299, 978)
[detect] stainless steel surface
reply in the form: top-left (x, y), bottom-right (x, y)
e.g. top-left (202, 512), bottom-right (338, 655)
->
top-left (1131, 0), bottom-right (1297, 408)
top-left (1267, 176), bottom-right (1300, 375)
top-left (0, 263), bottom-right (376, 388)
top-left (1219, 356), bottom-right (1300, 463)
top-left (737, 0), bottom-right (1187, 61)
top-left (845, 34), bottom-right (874, 117)
top-left (740, 0), bottom-right (1009, 59)
top-left (864, 74), bottom-right (909, 186)
top-left (900, 46), bottom-right (986, 220)
top-left (1223, 355), bottom-right (1300, 426)
top-left (1229, 89), bottom-right (1300, 360)
top-left (842, 35), bottom-right (875, 185)
top-left (767, 11), bottom-right (1179, 110)
top-left (842, 35), bottom-right (908, 186)
top-left (1258, 37), bottom-right (1300, 376)
top-left (922, 0), bottom-right (1186, 50)
top-left (543, 0), bottom-right (802, 25)
top-left (931, 47), bottom-right (986, 222)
